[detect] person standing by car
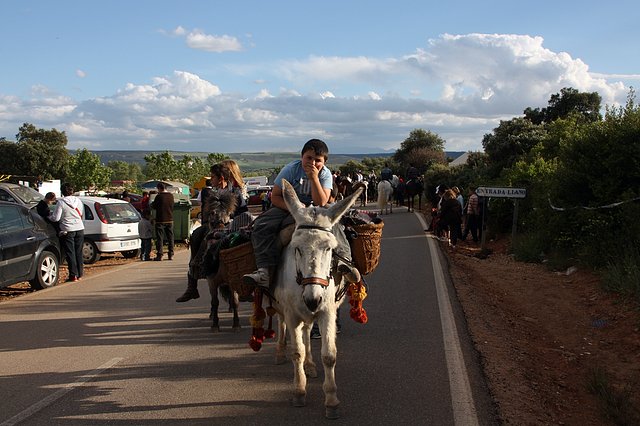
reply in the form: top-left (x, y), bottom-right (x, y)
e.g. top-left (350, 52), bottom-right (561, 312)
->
top-left (36, 192), bottom-right (56, 223)
top-left (150, 183), bottom-right (174, 261)
top-left (138, 209), bottom-right (153, 261)
top-left (50, 183), bottom-right (85, 282)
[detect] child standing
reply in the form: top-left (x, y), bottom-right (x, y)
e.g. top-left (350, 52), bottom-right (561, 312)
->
top-left (138, 210), bottom-right (153, 261)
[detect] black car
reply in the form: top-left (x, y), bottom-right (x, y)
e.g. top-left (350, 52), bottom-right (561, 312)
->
top-left (0, 182), bottom-right (45, 208)
top-left (0, 201), bottom-right (62, 289)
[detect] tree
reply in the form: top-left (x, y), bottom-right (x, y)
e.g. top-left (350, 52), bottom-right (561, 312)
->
top-left (177, 155), bottom-right (209, 187)
top-left (393, 129), bottom-right (446, 173)
top-left (0, 123), bottom-right (70, 179)
top-left (524, 87), bottom-right (602, 125)
top-left (143, 152), bottom-right (181, 181)
top-left (481, 117), bottom-right (547, 178)
top-left (206, 153), bottom-right (228, 167)
top-left (66, 149), bottom-right (112, 191)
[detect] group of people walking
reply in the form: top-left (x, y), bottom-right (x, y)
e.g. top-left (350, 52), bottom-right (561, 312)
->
top-left (432, 185), bottom-right (483, 249)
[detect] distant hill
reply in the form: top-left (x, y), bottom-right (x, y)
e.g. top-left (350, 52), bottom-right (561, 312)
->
top-left (78, 150), bottom-right (466, 172)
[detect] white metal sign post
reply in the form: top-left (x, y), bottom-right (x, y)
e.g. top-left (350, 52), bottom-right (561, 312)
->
top-left (475, 187), bottom-right (527, 251)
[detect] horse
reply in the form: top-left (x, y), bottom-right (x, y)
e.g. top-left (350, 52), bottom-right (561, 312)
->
top-left (335, 176), bottom-right (352, 200)
top-left (352, 180), bottom-right (368, 207)
top-left (405, 177), bottom-right (424, 213)
top-left (377, 179), bottom-right (394, 215)
top-left (270, 179), bottom-right (363, 419)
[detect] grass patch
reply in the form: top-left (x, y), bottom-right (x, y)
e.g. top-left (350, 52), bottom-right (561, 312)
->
top-left (512, 233), bottom-right (545, 263)
top-left (602, 247), bottom-right (640, 303)
top-left (587, 366), bottom-right (640, 425)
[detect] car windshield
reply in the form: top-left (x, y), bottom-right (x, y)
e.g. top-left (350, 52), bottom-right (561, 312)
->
top-left (102, 203), bottom-right (141, 223)
top-left (12, 185), bottom-right (44, 206)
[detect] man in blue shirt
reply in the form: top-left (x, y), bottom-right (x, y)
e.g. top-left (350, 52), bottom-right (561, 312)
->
top-left (244, 139), bottom-right (359, 289)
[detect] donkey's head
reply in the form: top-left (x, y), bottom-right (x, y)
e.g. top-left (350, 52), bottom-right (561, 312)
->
top-left (205, 190), bottom-right (237, 230)
top-left (281, 179), bottom-right (362, 313)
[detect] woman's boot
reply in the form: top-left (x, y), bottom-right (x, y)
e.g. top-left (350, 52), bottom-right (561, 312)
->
top-left (176, 274), bottom-right (200, 302)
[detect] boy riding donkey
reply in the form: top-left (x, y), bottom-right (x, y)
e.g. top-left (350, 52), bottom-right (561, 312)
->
top-left (243, 139), bottom-right (361, 291)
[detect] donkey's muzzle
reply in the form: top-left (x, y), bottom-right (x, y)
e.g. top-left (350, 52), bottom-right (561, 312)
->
top-left (303, 295), bottom-right (322, 313)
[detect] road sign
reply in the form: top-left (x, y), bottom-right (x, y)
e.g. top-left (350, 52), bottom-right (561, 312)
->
top-left (476, 187), bottom-right (526, 198)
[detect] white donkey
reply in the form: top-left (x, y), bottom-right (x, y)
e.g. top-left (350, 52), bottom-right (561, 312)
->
top-left (272, 179), bottom-right (363, 419)
top-left (377, 179), bottom-right (394, 215)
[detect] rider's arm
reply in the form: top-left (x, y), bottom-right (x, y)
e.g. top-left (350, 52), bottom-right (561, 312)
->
top-left (270, 185), bottom-right (286, 210)
top-left (309, 176), bottom-right (331, 207)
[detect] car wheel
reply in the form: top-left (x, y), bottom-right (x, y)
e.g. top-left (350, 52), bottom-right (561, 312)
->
top-left (83, 240), bottom-right (101, 264)
top-left (121, 249), bottom-right (140, 259)
top-left (29, 250), bottom-right (60, 290)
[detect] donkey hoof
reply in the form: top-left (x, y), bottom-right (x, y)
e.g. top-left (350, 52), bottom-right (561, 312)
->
top-left (210, 325), bottom-right (220, 333)
top-left (232, 325), bottom-right (241, 332)
top-left (325, 405), bottom-right (340, 419)
top-left (304, 365), bottom-right (318, 378)
top-left (291, 394), bottom-right (306, 407)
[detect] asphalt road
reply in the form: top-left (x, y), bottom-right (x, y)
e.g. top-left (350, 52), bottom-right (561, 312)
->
top-left (0, 206), bottom-right (496, 426)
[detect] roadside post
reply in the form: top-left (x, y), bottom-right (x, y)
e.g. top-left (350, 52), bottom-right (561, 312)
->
top-left (476, 186), bottom-right (527, 252)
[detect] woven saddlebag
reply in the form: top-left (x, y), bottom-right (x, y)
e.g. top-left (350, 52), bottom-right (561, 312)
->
top-left (348, 221), bottom-right (384, 275)
top-left (219, 242), bottom-right (256, 300)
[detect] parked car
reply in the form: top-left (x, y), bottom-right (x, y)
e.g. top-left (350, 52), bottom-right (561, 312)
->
top-left (0, 201), bottom-right (62, 289)
top-left (104, 192), bottom-right (145, 212)
top-left (0, 182), bottom-right (44, 208)
top-left (190, 198), bottom-right (201, 220)
top-left (247, 185), bottom-right (272, 205)
top-left (79, 196), bottom-right (142, 264)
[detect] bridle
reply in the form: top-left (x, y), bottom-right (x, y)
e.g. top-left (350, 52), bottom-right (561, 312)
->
top-left (294, 224), bottom-right (334, 288)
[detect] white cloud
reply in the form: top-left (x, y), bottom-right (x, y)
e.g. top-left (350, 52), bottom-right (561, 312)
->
top-left (167, 26), bottom-right (242, 52)
top-left (76, 69), bottom-right (86, 78)
top-left (1, 33), bottom-right (632, 154)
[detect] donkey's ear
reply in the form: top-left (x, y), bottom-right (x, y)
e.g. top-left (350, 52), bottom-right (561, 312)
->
top-left (327, 186), bottom-right (363, 225)
top-left (281, 179), bottom-right (305, 215)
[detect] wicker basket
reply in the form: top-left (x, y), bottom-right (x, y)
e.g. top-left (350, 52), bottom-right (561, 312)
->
top-left (349, 221), bottom-right (384, 275)
top-left (219, 242), bottom-right (256, 299)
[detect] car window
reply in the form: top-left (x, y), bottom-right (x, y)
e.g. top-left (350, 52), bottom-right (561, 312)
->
top-left (0, 205), bottom-right (26, 233)
top-left (102, 203), bottom-right (140, 223)
top-left (0, 189), bottom-right (17, 203)
top-left (10, 185), bottom-right (44, 205)
top-left (83, 204), bottom-right (94, 220)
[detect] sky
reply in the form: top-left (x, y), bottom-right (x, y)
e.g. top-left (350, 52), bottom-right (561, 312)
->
top-left (1, 1), bottom-right (639, 155)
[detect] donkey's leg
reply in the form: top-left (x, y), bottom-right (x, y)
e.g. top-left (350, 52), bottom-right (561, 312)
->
top-left (207, 276), bottom-right (220, 332)
top-left (287, 319), bottom-right (307, 407)
top-left (319, 310), bottom-right (340, 419)
top-left (231, 290), bottom-right (241, 331)
top-left (301, 322), bottom-right (317, 378)
top-left (275, 313), bottom-right (287, 365)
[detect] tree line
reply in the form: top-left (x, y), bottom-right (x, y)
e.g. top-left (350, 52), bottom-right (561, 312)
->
top-left (3, 87), bottom-right (638, 301)
top-left (0, 123), bottom-right (228, 191)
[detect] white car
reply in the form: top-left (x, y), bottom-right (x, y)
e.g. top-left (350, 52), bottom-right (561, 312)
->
top-left (79, 196), bottom-right (141, 264)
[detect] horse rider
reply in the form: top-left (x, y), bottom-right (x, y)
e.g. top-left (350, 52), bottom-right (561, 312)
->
top-left (380, 163), bottom-right (393, 183)
top-left (406, 163), bottom-right (419, 182)
top-left (243, 138), bottom-right (361, 290)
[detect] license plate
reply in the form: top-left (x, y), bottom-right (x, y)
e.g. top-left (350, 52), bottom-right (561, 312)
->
top-left (120, 240), bottom-right (135, 248)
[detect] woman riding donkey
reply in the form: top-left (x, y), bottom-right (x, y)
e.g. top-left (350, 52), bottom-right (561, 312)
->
top-left (243, 138), bottom-right (361, 291)
top-left (175, 161), bottom-right (251, 303)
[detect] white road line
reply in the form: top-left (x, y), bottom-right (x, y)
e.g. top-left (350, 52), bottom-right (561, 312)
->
top-left (415, 213), bottom-right (479, 426)
top-left (0, 357), bottom-right (124, 426)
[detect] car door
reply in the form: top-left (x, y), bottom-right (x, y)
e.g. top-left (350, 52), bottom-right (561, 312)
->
top-left (0, 204), bottom-right (37, 284)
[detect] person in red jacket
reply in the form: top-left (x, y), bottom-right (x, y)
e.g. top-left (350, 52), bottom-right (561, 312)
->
top-left (150, 182), bottom-right (174, 261)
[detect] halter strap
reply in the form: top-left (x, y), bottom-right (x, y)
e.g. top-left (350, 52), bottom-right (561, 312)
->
top-left (296, 224), bottom-right (333, 233)
top-left (297, 275), bottom-right (330, 287)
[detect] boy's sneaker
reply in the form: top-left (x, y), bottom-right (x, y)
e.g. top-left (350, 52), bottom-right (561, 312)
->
top-left (243, 268), bottom-right (270, 289)
top-left (310, 328), bottom-right (321, 339)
